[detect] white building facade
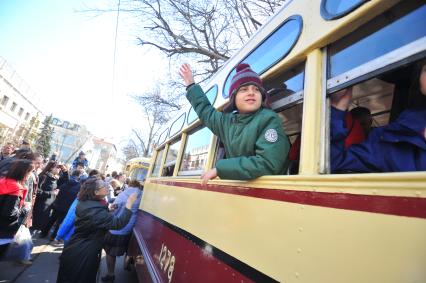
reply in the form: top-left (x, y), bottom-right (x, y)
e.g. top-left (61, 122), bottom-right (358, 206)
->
top-left (0, 57), bottom-right (44, 145)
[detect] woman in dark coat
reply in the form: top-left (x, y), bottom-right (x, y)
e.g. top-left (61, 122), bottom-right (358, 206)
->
top-left (56, 177), bottom-right (137, 283)
top-left (32, 161), bottom-right (61, 232)
top-left (0, 159), bottom-right (34, 258)
top-left (330, 59), bottom-right (426, 172)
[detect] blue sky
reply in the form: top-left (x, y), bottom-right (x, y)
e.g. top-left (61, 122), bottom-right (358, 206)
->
top-left (0, 0), bottom-right (168, 148)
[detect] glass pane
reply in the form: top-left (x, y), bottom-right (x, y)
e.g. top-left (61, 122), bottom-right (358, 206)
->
top-left (136, 168), bottom-right (148, 182)
top-left (179, 127), bottom-right (212, 175)
top-left (187, 85), bottom-right (218, 124)
top-left (223, 16), bottom-right (302, 98)
top-left (322, 0), bottom-right (365, 19)
top-left (267, 63), bottom-right (305, 99)
top-left (169, 113), bottom-right (185, 137)
top-left (157, 128), bottom-right (169, 145)
top-left (151, 149), bottom-right (164, 177)
top-left (328, 2), bottom-right (426, 78)
top-left (162, 140), bottom-right (182, 176)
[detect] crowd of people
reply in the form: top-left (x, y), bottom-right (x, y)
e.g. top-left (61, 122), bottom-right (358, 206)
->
top-left (0, 144), bottom-right (143, 283)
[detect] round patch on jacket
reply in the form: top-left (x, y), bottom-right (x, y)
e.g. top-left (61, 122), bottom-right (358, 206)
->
top-left (264, 129), bottom-right (278, 143)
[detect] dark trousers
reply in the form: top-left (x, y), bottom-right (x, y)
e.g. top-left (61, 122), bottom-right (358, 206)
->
top-left (41, 209), bottom-right (66, 239)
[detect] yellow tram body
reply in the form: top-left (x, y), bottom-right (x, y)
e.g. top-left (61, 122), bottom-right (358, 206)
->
top-left (130, 0), bottom-right (426, 282)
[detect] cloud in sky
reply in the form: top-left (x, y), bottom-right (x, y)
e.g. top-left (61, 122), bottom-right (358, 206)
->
top-left (0, 0), bottom-right (169, 147)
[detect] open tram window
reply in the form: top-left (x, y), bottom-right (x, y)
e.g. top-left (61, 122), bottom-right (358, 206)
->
top-left (162, 139), bottom-right (182, 177)
top-left (328, 58), bottom-right (426, 173)
top-left (264, 62), bottom-right (305, 175)
top-left (326, 0), bottom-right (426, 174)
top-left (178, 126), bottom-right (213, 176)
top-left (151, 148), bottom-right (165, 177)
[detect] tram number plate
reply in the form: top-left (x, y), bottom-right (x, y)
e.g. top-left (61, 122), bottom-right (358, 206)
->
top-left (159, 243), bottom-right (176, 283)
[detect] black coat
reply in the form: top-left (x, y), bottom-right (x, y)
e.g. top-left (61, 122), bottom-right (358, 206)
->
top-left (32, 173), bottom-right (58, 230)
top-left (0, 194), bottom-right (26, 238)
top-left (53, 178), bottom-right (80, 213)
top-left (57, 200), bottom-right (132, 283)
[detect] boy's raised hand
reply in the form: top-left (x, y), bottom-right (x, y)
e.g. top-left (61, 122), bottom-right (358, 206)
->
top-left (179, 64), bottom-right (195, 86)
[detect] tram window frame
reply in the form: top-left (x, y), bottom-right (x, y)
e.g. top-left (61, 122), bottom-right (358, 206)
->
top-left (151, 147), bottom-right (165, 177)
top-left (266, 62), bottom-right (305, 112)
top-left (187, 85), bottom-right (218, 125)
top-left (326, 58), bottom-right (426, 174)
top-left (222, 15), bottom-right (303, 99)
top-left (169, 113), bottom-right (186, 138)
top-left (325, 1), bottom-right (426, 174)
top-left (178, 126), bottom-right (213, 176)
top-left (157, 128), bottom-right (169, 147)
top-left (327, 0), bottom-right (426, 93)
top-left (320, 0), bottom-right (367, 21)
top-left (161, 138), bottom-right (182, 177)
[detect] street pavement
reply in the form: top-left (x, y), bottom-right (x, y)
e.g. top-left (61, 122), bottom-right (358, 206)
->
top-left (0, 237), bottom-right (138, 283)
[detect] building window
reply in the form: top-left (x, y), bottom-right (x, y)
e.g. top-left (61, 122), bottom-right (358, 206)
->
top-left (25, 112), bottom-right (30, 120)
top-left (1, 96), bottom-right (9, 106)
top-left (10, 102), bottom-right (17, 112)
top-left (18, 108), bottom-right (24, 117)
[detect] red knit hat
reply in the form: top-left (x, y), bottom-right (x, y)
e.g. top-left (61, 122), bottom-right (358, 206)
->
top-left (224, 63), bottom-right (266, 112)
top-left (229, 63), bottom-right (264, 97)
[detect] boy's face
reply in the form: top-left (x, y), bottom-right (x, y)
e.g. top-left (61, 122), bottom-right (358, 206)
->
top-left (235, 84), bottom-right (262, 114)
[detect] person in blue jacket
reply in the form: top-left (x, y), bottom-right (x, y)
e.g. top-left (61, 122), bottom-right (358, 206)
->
top-left (330, 60), bottom-right (426, 173)
top-left (54, 198), bottom-right (77, 245)
top-left (71, 151), bottom-right (89, 171)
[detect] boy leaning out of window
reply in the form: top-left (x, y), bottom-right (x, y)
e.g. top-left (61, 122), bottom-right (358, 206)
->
top-left (179, 63), bottom-right (290, 185)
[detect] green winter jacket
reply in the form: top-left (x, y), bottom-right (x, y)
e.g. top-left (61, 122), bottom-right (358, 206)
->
top-left (187, 84), bottom-right (290, 180)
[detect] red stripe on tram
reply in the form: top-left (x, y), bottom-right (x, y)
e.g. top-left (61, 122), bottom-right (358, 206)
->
top-left (150, 180), bottom-right (426, 219)
top-left (131, 211), bottom-right (277, 283)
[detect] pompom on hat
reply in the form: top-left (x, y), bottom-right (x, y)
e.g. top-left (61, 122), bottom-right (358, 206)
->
top-left (224, 63), bottom-right (267, 112)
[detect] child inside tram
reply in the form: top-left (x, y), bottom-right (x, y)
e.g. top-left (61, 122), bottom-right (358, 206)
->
top-left (330, 59), bottom-right (426, 173)
top-left (179, 63), bottom-right (290, 184)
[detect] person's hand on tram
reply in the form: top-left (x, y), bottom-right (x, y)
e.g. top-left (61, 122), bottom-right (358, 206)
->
top-left (125, 192), bottom-right (138, 209)
top-left (201, 168), bottom-right (218, 186)
top-left (179, 63), bottom-right (195, 86)
top-left (331, 87), bottom-right (353, 111)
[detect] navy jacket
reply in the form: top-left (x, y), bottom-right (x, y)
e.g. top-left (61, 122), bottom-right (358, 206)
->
top-left (53, 177), bottom-right (80, 213)
top-left (331, 107), bottom-right (426, 173)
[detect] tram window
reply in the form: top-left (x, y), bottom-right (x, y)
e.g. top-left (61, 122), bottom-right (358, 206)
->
top-left (328, 0), bottom-right (426, 88)
top-left (162, 139), bottom-right (182, 177)
top-left (263, 62), bottom-right (305, 175)
top-left (328, 58), bottom-right (426, 173)
top-left (178, 127), bottom-right (213, 176)
top-left (266, 62), bottom-right (305, 111)
top-left (151, 148), bottom-right (165, 177)
top-left (187, 85), bottom-right (218, 125)
top-left (320, 0), bottom-right (366, 20)
top-left (169, 113), bottom-right (186, 138)
top-left (131, 168), bottom-right (148, 182)
top-left (223, 15), bottom-right (303, 98)
top-left (157, 128), bottom-right (169, 146)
